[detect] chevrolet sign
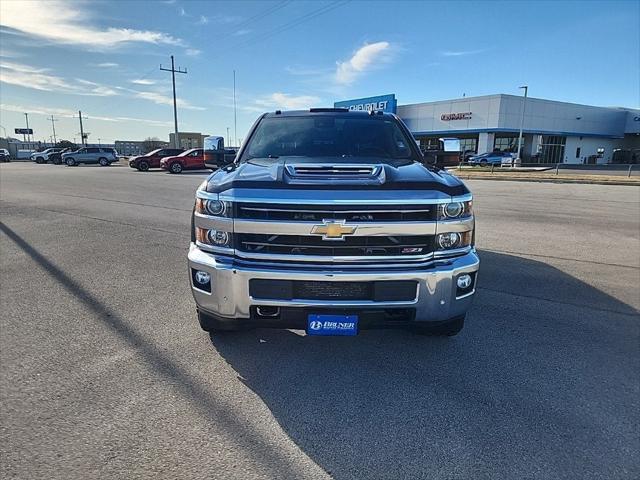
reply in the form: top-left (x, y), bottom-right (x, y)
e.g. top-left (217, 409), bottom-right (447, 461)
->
top-left (441, 112), bottom-right (472, 121)
top-left (310, 220), bottom-right (357, 240)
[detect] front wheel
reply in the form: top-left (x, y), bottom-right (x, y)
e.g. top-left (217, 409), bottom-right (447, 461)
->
top-left (98, 157), bottom-right (109, 166)
top-left (137, 160), bottom-right (149, 172)
top-left (36, 157), bottom-right (44, 164)
top-left (169, 162), bottom-right (183, 174)
top-left (65, 157), bottom-right (76, 166)
top-left (411, 315), bottom-right (465, 337)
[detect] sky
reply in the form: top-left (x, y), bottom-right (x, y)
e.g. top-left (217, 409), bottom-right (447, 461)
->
top-left (0, 0), bottom-right (638, 145)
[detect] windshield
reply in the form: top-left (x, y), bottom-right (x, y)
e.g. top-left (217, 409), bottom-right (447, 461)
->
top-left (145, 149), bottom-right (162, 156)
top-left (179, 149), bottom-right (199, 156)
top-left (242, 115), bottom-right (418, 163)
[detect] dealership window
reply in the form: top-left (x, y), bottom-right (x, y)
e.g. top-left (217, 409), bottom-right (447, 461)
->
top-left (494, 136), bottom-right (521, 153)
top-left (459, 138), bottom-right (477, 153)
top-left (416, 135), bottom-right (477, 153)
top-left (576, 147), bottom-right (581, 158)
top-left (539, 135), bottom-right (566, 163)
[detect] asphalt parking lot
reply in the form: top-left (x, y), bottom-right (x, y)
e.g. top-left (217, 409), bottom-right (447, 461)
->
top-left (1, 162), bottom-right (639, 479)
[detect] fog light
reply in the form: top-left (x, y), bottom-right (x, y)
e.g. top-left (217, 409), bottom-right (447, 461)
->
top-left (194, 271), bottom-right (210, 285)
top-left (437, 232), bottom-right (461, 249)
top-left (208, 229), bottom-right (230, 247)
top-left (457, 274), bottom-right (472, 289)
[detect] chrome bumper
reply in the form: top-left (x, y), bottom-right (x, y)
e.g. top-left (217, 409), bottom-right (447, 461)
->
top-left (188, 244), bottom-right (479, 324)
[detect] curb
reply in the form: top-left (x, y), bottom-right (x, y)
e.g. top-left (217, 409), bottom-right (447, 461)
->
top-left (451, 175), bottom-right (640, 186)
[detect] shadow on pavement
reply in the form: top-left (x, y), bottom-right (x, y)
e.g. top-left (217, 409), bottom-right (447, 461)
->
top-left (211, 250), bottom-right (639, 479)
top-left (0, 222), bottom-right (308, 479)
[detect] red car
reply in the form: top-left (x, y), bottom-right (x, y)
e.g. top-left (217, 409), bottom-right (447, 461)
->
top-left (160, 148), bottom-right (206, 174)
top-left (128, 148), bottom-right (184, 171)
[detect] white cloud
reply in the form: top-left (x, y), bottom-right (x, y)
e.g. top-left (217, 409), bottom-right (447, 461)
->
top-left (197, 15), bottom-right (209, 25)
top-left (254, 93), bottom-right (321, 110)
top-left (0, 103), bottom-right (173, 127)
top-left (179, 7), bottom-right (187, 16)
top-left (234, 29), bottom-right (252, 36)
top-left (0, 61), bottom-right (116, 96)
top-left (93, 62), bottom-right (119, 68)
top-left (335, 41), bottom-right (392, 86)
top-left (440, 49), bottom-right (485, 57)
top-left (185, 48), bottom-right (201, 56)
top-left (135, 91), bottom-right (206, 110)
top-left (131, 79), bottom-right (156, 85)
top-left (0, 0), bottom-right (184, 49)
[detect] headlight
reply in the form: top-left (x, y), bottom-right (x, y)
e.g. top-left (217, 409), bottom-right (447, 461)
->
top-left (195, 198), bottom-right (230, 217)
top-left (436, 231), bottom-right (472, 250)
top-left (195, 227), bottom-right (232, 247)
top-left (439, 200), bottom-right (472, 220)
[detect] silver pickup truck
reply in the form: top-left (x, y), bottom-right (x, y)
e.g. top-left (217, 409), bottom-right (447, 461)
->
top-left (188, 108), bottom-right (478, 336)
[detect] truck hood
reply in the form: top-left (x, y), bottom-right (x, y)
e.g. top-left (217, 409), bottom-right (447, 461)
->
top-left (205, 157), bottom-right (468, 196)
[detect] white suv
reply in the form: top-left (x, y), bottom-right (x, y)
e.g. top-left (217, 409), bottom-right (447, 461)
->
top-left (31, 148), bottom-right (63, 164)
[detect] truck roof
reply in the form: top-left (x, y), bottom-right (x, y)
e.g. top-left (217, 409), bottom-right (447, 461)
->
top-left (263, 108), bottom-right (394, 118)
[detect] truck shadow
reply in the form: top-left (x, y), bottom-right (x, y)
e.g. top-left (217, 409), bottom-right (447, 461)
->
top-left (210, 250), bottom-right (639, 479)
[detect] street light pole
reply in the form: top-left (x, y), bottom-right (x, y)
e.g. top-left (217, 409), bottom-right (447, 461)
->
top-left (24, 113), bottom-right (30, 144)
top-left (516, 85), bottom-right (528, 163)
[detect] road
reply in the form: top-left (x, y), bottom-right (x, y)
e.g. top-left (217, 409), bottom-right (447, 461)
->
top-left (1, 163), bottom-right (639, 479)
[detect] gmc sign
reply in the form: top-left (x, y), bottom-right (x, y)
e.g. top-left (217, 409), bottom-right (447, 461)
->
top-left (441, 112), bottom-right (472, 121)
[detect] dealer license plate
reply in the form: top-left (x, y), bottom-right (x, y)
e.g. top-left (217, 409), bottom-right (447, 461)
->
top-left (307, 314), bottom-right (358, 336)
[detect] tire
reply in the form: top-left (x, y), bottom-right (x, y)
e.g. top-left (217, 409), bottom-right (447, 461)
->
top-left (36, 157), bottom-right (44, 164)
top-left (198, 310), bottom-right (245, 332)
top-left (480, 160), bottom-right (487, 166)
top-left (53, 158), bottom-right (61, 165)
top-left (65, 157), bottom-right (76, 166)
top-left (411, 315), bottom-right (465, 337)
top-left (170, 162), bottom-right (183, 174)
top-left (99, 157), bottom-right (109, 166)
top-left (137, 160), bottom-right (150, 172)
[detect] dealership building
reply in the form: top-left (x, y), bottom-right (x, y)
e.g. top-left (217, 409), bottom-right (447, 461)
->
top-left (336, 94), bottom-right (640, 164)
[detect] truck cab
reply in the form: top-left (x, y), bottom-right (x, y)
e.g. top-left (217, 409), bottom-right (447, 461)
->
top-left (189, 109), bottom-right (478, 337)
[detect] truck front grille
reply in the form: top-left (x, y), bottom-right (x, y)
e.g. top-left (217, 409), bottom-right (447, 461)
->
top-left (236, 203), bottom-right (435, 222)
top-left (236, 233), bottom-right (434, 257)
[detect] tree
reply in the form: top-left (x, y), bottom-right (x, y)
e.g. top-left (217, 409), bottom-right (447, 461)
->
top-left (142, 137), bottom-right (164, 153)
top-left (55, 140), bottom-right (76, 149)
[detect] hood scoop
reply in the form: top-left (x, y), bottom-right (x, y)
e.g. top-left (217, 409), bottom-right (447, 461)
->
top-left (284, 164), bottom-right (385, 185)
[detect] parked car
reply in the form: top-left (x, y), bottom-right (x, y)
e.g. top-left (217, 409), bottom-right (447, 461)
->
top-left (160, 148), bottom-right (205, 173)
top-left (0, 148), bottom-right (10, 162)
top-left (62, 147), bottom-right (118, 166)
top-left (128, 148), bottom-right (184, 171)
top-left (31, 148), bottom-right (63, 164)
top-left (460, 149), bottom-right (477, 162)
top-left (468, 151), bottom-right (514, 165)
top-left (48, 147), bottom-right (72, 165)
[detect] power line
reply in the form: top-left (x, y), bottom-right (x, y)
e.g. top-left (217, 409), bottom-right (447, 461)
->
top-left (227, 0), bottom-right (291, 32)
top-left (160, 55), bottom-right (187, 148)
top-left (218, 1), bottom-right (348, 57)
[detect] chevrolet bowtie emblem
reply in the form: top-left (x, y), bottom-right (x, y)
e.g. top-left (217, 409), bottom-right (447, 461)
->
top-left (311, 220), bottom-right (357, 241)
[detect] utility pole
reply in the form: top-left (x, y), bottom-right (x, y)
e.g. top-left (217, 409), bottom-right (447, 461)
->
top-left (78, 110), bottom-right (86, 146)
top-left (226, 127), bottom-right (230, 147)
top-left (24, 113), bottom-right (30, 144)
top-left (98, 138), bottom-right (101, 147)
top-left (516, 85), bottom-right (528, 163)
top-left (48, 115), bottom-right (58, 144)
top-left (233, 70), bottom-right (237, 148)
top-left (160, 55), bottom-right (187, 148)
